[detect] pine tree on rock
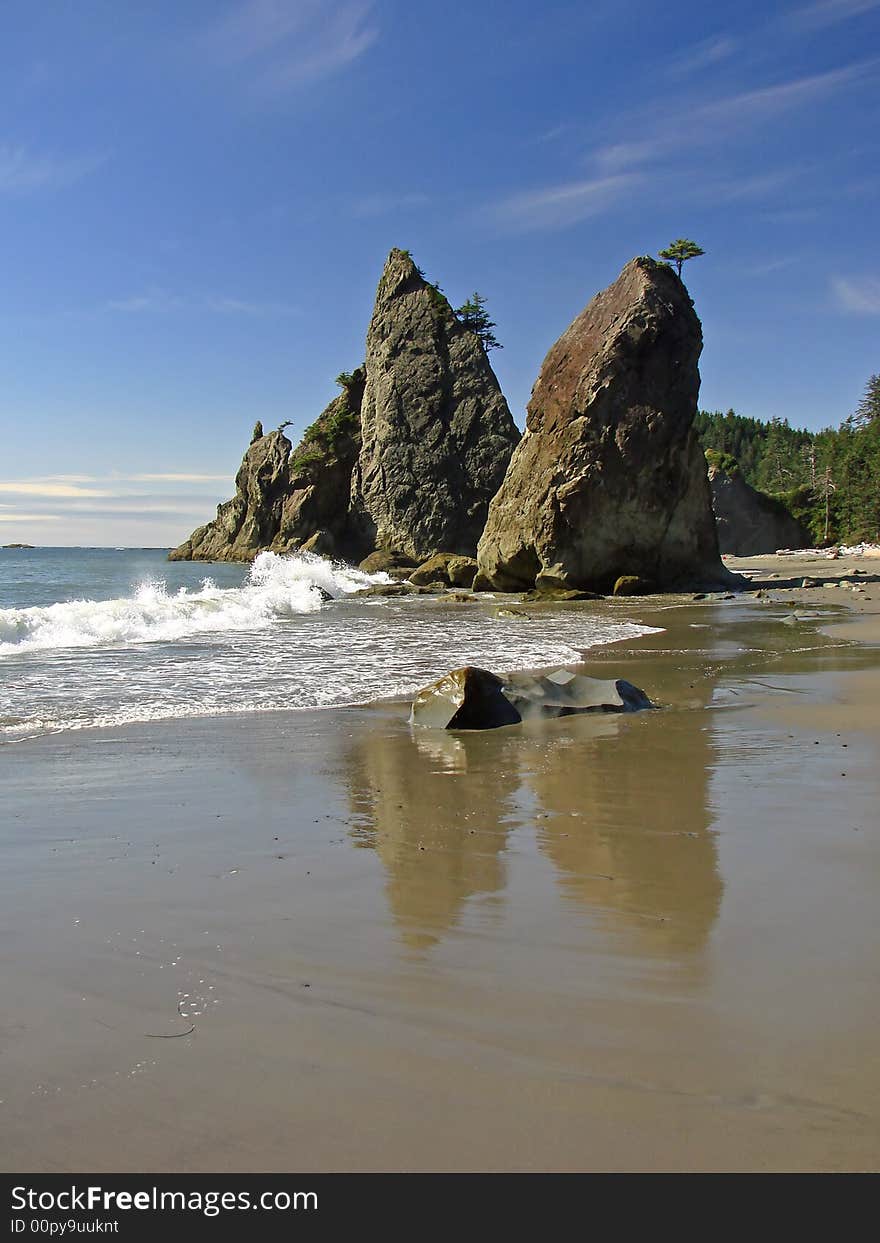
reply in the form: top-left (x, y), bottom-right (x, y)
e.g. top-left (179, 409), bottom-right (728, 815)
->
top-left (455, 292), bottom-right (502, 352)
top-left (658, 239), bottom-right (705, 278)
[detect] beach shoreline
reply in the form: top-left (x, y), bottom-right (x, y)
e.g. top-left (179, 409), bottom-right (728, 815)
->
top-left (2, 553), bottom-right (880, 1172)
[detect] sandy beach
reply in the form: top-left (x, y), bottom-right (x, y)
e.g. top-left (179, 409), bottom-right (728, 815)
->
top-left (2, 552), bottom-right (879, 1173)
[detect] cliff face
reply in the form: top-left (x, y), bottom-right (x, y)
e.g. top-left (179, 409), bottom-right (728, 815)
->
top-left (349, 249), bottom-right (520, 560)
top-left (708, 462), bottom-right (813, 554)
top-left (169, 428), bottom-right (292, 562)
top-left (272, 369), bottom-right (365, 558)
top-left (170, 251), bottom-right (519, 564)
top-left (168, 371), bottom-right (365, 562)
top-left (477, 257), bottom-right (726, 592)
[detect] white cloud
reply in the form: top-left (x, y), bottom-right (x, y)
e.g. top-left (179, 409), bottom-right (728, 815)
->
top-left (0, 145), bottom-right (107, 195)
top-left (832, 275), bottom-right (880, 313)
top-left (106, 291), bottom-right (184, 314)
top-left (129, 473), bottom-right (231, 483)
top-left (201, 0), bottom-right (378, 94)
top-left (0, 481), bottom-right (110, 499)
top-left (106, 290), bottom-right (299, 316)
top-left (596, 60), bottom-right (878, 172)
top-left (488, 173), bottom-right (642, 233)
top-left (666, 36), bottom-right (740, 78)
top-left (0, 512), bottom-right (59, 523)
top-left (786, 0), bottom-right (880, 30)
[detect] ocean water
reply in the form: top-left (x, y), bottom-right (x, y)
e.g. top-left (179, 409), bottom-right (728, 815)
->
top-left (0, 547), bottom-right (661, 741)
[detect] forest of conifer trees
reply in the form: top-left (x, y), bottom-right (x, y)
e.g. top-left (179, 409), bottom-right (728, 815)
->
top-left (695, 374), bottom-right (880, 546)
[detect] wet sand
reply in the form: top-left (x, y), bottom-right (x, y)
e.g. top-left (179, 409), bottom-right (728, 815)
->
top-left (2, 552), bottom-right (880, 1172)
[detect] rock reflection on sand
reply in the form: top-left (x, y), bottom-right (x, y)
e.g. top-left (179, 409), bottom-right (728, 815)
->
top-left (345, 673), bottom-right (721, 963)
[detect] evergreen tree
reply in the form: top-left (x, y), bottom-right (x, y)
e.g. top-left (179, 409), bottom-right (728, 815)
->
top-left (658, 238), bottom-right (705, 277)
top-left (852, 373), bottom-right (880, 429)
top-left (455, 292), bottom-right (502, 352)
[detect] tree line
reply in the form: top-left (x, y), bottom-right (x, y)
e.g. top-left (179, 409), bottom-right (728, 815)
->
top-left (695, 375), bottom-right (880, 545)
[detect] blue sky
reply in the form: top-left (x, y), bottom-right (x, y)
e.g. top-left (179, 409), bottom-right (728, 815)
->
top-left (1, 0), bottom-right (878, 546)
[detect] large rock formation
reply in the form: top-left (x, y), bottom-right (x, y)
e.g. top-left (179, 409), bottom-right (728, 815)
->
top-left (348, 249), bottom-right (520, 560)
top-left (168, 371), bottom-right (365, 562)
top-left (476, 257), bottom-right (727, 592)
top-left (707, 457), bottom-right (812, 555)
top-left (170, 250), bottom-right (519, 564)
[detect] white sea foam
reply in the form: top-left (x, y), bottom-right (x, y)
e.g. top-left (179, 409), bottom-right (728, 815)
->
top-left (0, 551), bottom-right (387, 654)
top-left (0, 548), bottom-right (664, 739)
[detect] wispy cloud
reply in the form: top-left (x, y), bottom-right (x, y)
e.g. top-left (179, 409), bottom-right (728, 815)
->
top-left (0, 511), bottom-right (59, 523)
top-left (106, 291), bottom-right (184, 314)
top-left (0, 474), bottom-right (231, 500)
top-left (106, 289), bottom-right (299, 316)
top-left (0, 481), bottom-right (110, 499)
top-left (129, 473), bottom-right (230, 483)
top-left (350, 192), bottom-right (430, 218)
top-left (201, 0), bottom-right (378, 95)
top-left (666, 35), bottom-right (740, 79)
top-left (488, 173), bottom-right (642, 234)
top-left (832, 275), bottom-right (880, 313)
top-left (786, 0), bottom-right (880, 31)
top-left (596, 59), bottom-right (878, 172)
top-left (693, 167), bottom-right (803, 204)
top-left (0, 145), bottom-right (107, 195)
top-left (0, 477), bottom-right (234, 544)
top-left (742, 255), bottom-right (802, 277)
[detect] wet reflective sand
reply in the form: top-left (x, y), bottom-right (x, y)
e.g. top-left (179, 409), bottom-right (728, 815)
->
top-left (1, 598), bottom-right (879, 1171)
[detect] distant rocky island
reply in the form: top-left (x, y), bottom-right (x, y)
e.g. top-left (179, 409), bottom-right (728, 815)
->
top-left (170, 250), bottom-right (751, 592)
top-left (2, 543), bottom-right (35, 550)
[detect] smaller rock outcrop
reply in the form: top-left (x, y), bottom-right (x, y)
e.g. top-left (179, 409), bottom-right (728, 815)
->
top-left (169, 427), bottom-right (293, 562)
top-left (410, 665), bottom-right (652, 730)
top-left (707, 458), bottom-right (812, 555)
top-left (409, 554), bottom-right (478, 588)
top-left (169, 371), bottom-right (365, 563)
top-left (272, 369), bottom-right (365, 557)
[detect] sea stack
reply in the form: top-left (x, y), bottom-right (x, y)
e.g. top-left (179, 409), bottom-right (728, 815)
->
top-left (170, 249), bottom-right (519, 564)
top-left (476, 257), bottom-right (726, 592)
top-left (349, 249), bottom-right (520, 560)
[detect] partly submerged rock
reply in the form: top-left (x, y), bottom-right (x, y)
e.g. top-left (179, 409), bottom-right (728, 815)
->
top-left (410, 664), bottom-right (652, 730)
top-left (476, 256), bottom-right (727, 593)
top-left (349, 249), bottom-right (520, 559)
top-left (523, 586), bottom-right (603, 602)
top-left (410, 667), bottom-right (523, 730)
top-left (504, 668), bottom-right (652, 718)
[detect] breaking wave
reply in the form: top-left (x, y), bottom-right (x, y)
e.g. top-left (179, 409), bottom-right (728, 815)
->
top-left (0, 551), bottom-right (388, 654)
